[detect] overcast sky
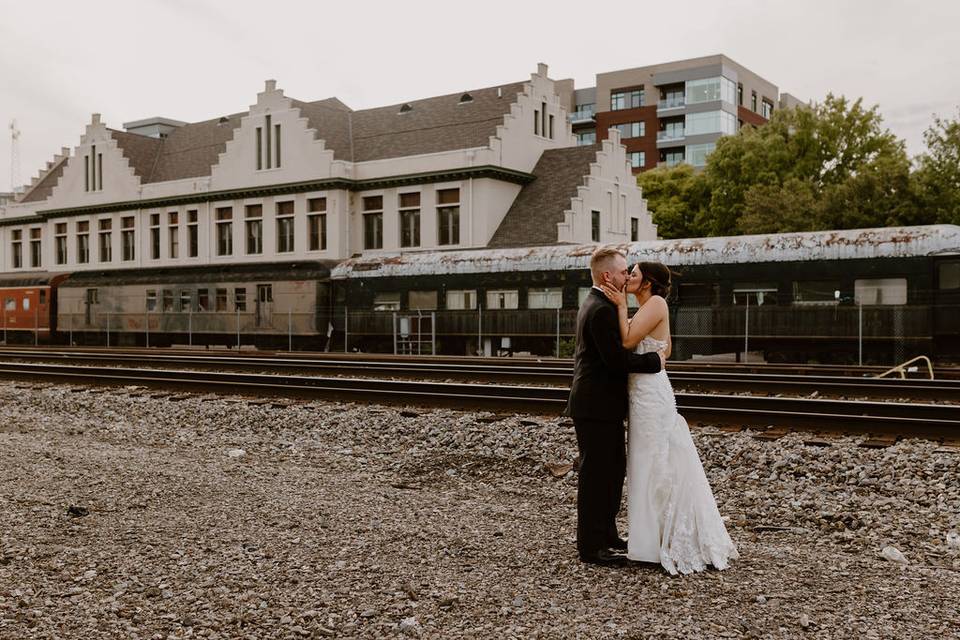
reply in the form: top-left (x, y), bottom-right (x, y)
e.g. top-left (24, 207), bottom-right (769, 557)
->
top-left (2, 0), bottom-right (958, 192)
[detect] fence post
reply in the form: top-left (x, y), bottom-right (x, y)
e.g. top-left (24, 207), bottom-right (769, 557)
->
top-left (288, 309), bottom-right (293, 352)
top-left (106, 312), bottom-right (111, 348)
top-left (477, 303), bottom-right (482, 357)
top-left (35, 304), bottom-right (39, 346)
top-left (3, 304), bottom-right (7, 344)
top-left (392, 312), bottom-right (397, 355)
top-left (236, 308), bottom-right (241, 349)
top-left (344, 306), bottom-right (349, 353)
top-left (189, 306), bottom-right (193, 347)
top-left (431, 311), bottom-right (436, 356)
top-left (858, 301), bottom-right (863, 366)
top-left (68, 311), bottom-right (72, 346)
top-left (556, 306), bottom-right (560, 358)
top-left (743, 297), bottom-right (749, 363)
top-left (417, 310), bottom-right (422, 356)
top-left (145, 308), bottom-right (150, 348)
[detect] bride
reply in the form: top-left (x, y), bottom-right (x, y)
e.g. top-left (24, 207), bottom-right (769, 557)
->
top-left (601, 261), bottom-right (738, 575)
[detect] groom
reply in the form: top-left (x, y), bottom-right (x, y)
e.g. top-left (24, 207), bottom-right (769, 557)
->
top-left (565, 247), bottom-right (664, 566)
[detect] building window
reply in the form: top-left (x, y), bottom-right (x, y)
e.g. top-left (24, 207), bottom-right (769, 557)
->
top-left (628, 152), bottom-right (645, 168)
top-left (168, 211), bottom-right (179, 259)
top-left (737, 83), bottom-right (743, 106)
top-left (611, 87), bottom-right (643, 110)
top-left (245, 204), bottom-right (262, 255)
top-left (197, 288), bottom-right (209, 312)
top-left (274, 123), bottom-right (282, 168)
top-left (446, 289), bottom-right (477, 310)
top-left (235, 287), bottom-right (247, 312)
top-left (121, 216), bottom-right (135, 261)
top-left (216, 207), bottom-right (233, 256)
top-left (28, 228), bottom-right (41, 268)
top-left (685, 142), bottom-right (716, 167)
top-left (485, 289), bottom-right (519, 310)
top-left (613, 122), bottom-right (644, 139)
top-left (939, 262), bottom-right (960, 290)
top-left (187, 210), bottom-right (199, 257)
top-left (409, 290), bottom-right (438, 311)
top-left (576, 130), bottom-right (596, 146)
top-left (591, 210), bottom-right (600, 242)
top-left (11, 229), bottom-right (22, 268)
top-left (793, 281), bottom-right (840, 305)
top-left (631, 218), bottom-right (639, 241)
top-left (146, 290), bottom-right (157, 312)
top-left (686, 77), bottom-right (737, 105)
top-left (437, 188), bottom-right (460, 246)
top-left (541, 102), bottom-right (547, 140)
top-left (373, 292), bottom-right (401, 311)
top-left (528, 287), bottom-right (562, 309)
top-left (854, 278), bottom-right (907, 305)
top-left (84, 145), bottom-right (102, 192)
top-left (162, 289), bottom-right (174, 312)
top-left (276, 200), bottom-right (295, 253)
top-left (77, 221), bottom-right (90, 264)
top-left (549, 114), bottom-right (555, 139)
top-left (215, 288), bottom-right (228, 312)
top-left (761, 99), bottom-right (774, 119)
top-left (534, 109), bottom-right (540, 136)
top-left (663, 149), bottom-right (684, 167)
top-left (55, 222), bottom-right (67, 265)
top-left (751, 90), bottom-right (757, 112)
top-left (362, 195), bottom-right (384, 250)
top-left (685, 110), bottom-right (737, 136)
top-left (256, 127), bottom-right (262, 170)
top-left (149, 213), bottom-right (160, 259)
top-left (308, 197), bottom-right (327, 251)
top-left (98, 219), bottom-right (112, 262)
top-left (399, 192), bottom-right (421, 248)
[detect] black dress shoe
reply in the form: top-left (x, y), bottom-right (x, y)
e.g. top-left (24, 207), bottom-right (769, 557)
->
top-left (608, 537), bottom-right (628, 551)
top-left (580, 549), bottom-right (629, 566)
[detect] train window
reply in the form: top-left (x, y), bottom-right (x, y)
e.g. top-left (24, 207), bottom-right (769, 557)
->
top-left (373, 292), bottom-right (401, 311)
top-left (409, 291), bottom-right (437, 311)
top-left (162, 290), bottom-right (174, 312)
top-left (939, 262), bottom-right (960, 290)
top-left (235, 288), bottom-right (247, 312)
top-left (855, 278), bottom-right (907, 305)
top-left (85, 288), bottom-right (98, 304)
top-left (528, 287), bottom-right (563, 309)
top-left (733, 284), bottom-right (778, 306)
top-left (198, 289), bottom-right (209, 312)
top-left (4, 298), bottom-right (14, 311)
top-left (39, 291), bottom-right (46, 305)
top-left (22, 297), bottom-right (30, 311)
top-left (679, 283), bottom-right (719, 306)
top-left (215, 289), bottom-right (228, 312)
top-left (486, 290), bottom-right (519, 310)
top-left (146, 290), bottom-right (157, 312)
top-left (578, 287), bottom-right (592, 306)
top-left (179, 290), bottom-right (191, 312)
top-left (257, 284), bottom-right (273, 303)
top-left (446, 289), bottom-right (477, 310)
top-left (792, 281), bottom-right (840, 305)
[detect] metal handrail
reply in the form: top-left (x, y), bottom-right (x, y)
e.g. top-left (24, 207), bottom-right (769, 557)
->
top-left (875, 355), bottom-right (935, 380)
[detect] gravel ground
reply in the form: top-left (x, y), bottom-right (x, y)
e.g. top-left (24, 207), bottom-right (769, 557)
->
top-left (1, 380), bottom-right (958, 639)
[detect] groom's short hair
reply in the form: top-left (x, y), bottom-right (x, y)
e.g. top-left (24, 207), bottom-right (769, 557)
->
top-left (589, 247), bottom-right (624, 282)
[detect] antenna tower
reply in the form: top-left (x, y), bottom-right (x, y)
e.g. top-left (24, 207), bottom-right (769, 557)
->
top-left (8, 119), bottom-right (21, 193)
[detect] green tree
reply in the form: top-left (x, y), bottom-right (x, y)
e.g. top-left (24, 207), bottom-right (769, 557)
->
top-left (913, 109), bottom-right (960, 225)
top-left (636, 164), bottom-right (710, 238)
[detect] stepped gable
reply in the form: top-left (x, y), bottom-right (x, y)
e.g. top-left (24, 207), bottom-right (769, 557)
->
top-left (108, 129), bottom-right (163, 179)
top-left (290, 97), bottom-right (355, 161)
top-left (19, 155), bottom-right (69, 203)
top-left (487, 144), bottom-right (599, 248)
top-left (349, 81), bottom-right (526, 162)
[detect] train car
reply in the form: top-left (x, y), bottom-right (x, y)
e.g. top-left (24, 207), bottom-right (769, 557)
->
top-left (56, 261), bottom-right (337, 349)
top-left (0, 272), bottom-right (70, 344)
top-left (330, 225), bottom-right (960, 364)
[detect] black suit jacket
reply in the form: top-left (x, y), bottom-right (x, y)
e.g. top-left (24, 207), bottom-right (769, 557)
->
top-left (565, 288), bottom-right (662, 421)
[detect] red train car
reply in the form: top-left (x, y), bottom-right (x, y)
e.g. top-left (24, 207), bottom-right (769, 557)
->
top-left (0, 273), bottom-right (70, 343)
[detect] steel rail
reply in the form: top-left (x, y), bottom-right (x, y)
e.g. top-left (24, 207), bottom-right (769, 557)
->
top-left (0, 361), bottom-right (958, 439)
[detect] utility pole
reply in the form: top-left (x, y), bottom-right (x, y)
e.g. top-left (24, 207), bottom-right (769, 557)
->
top-left (8, 120), bottom-right (21, 193)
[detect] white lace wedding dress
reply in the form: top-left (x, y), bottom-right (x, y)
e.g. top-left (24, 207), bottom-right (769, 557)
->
top-left (626, 336), bottom-right (739, 575)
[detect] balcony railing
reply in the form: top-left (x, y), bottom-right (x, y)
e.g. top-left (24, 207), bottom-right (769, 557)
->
top-left (568, 109), bottom-right (595, 123)
top-left (657, 97), bottom-right (685, 110)
top-left (657, 129), bottom-right (685, 142)
top-left (658, 159), bottom-right (684, 168)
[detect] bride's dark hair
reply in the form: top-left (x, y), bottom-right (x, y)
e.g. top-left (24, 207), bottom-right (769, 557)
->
top-left (636, 261), bottom-right (674, 299)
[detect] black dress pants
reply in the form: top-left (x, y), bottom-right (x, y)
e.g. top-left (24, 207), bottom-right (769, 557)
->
top-left (573, 417), bottom-right (626, 557)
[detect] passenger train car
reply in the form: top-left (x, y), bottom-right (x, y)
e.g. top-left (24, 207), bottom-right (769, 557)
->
top-left (0, 272), bottom-right (69, 343)
top-left (331, 225), bottom-right (960, 364)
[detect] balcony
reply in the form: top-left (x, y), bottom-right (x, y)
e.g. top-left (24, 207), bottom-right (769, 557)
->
top-left (657, 129), bottom-right (685, 142)
top-left (568, 108), bottom-right (595, 124)
top-left (657, 97), bottom-right (685, 112)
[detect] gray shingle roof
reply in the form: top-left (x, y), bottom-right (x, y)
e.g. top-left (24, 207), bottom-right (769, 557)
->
top-left (19, 156), bottom-right (68, 203)
top-left (487, 144), bottom-right (599, 248)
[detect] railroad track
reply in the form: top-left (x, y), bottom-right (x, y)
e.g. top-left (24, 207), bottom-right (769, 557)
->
top-left (1, 360), bottom-right (959, 442)
top-left (0, 347), bottom-right (957, 403)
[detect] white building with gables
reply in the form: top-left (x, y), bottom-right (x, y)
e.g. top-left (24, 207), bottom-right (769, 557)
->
top-left (0, 64), bottom-right (656, 274)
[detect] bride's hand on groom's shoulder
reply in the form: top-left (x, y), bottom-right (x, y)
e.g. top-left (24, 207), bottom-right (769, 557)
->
top-left (600, 283), bottom-right (627, 308)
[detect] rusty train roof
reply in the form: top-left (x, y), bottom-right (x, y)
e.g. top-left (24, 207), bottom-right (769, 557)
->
top-left (331, 225), bottom-right (960, 279)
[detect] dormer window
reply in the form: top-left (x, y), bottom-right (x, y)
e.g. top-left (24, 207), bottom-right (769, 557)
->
top-left (458, 93), bottom-right (474, 104)
top-left (255, 114), bottom-right (281, 170)
top-left (399, 103), bottom-right (413, 114)
top-left (84, 145), bottom-right (102, 192)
